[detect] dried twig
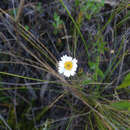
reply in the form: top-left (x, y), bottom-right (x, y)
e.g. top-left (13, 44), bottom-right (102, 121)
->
top-left (15, 0), bottom-right (25, 22)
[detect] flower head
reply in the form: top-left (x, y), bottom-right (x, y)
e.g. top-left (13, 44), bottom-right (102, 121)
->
top-left (58, 55), bottom-right (78, 77)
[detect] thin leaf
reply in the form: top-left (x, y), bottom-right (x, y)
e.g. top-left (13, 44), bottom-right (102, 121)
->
top-left (117, 73), bottom-right (130, 89)
top-left (110, 100), bottom-right (130, 111)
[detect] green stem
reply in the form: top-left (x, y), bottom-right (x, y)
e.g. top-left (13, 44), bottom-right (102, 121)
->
top-left (59, 0), bottom-right (89, 58)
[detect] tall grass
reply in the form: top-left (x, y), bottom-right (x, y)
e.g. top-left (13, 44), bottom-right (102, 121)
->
top-left (0, 0), bottom-right (130, 129)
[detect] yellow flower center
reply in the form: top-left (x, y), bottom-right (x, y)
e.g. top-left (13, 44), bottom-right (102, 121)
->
top-left (64, 61), bottom-right (73, 70)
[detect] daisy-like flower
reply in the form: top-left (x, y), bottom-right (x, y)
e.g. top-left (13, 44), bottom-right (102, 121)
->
top-left (58, 55), bottom-right (78, 77)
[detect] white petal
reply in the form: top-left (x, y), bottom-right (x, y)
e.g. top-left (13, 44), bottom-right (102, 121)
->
top-left (58, 67), bottom-right (64, 74)
top-left (63, 55), bottom-right (72, 61)
top-left (73, 58), bottom-right (77, 64)
top-left (59, 61), bottom-right (65, 68)
top-left (61, 55), bottom-right (68, 61)
top-left (66, 56), bottom-right (72, 61)
top-left (70, 71), bottom-right (76, 76)
top-left (59, 60), bottom-right (64, 65)
top-left (72, 64), bottom-right (77, 71)
top-left (64, 70), bottom-right (71, 77)
top-left (58, 55), bottom-right (78, 77)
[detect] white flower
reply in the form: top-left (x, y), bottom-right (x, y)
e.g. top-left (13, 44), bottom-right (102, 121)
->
top-left (58, 55), bottom-right (78, 77)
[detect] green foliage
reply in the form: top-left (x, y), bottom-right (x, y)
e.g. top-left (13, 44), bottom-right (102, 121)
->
top-left (8, 8), bottom-right (18, 18)
top-left (116, 11), bottom-right (130, 28)
top-left (80, 0), bottom-right (104, 20)
top-left (117, 73), bottom-right (130, 89)
top-left (52, 12), bottom-right (63, 34)
top-left (7, 106), bottom-right (16, 129)
top-left (88, 40), bottom-right (105, 81)
top-left (88, 61), bottom-right (104, 81)
top-left (82, 76), bottom-right (93, 85)
top-left (75, 0), bottom-right (80, 7)
top-left (110, 100), bottom-right (130, 111)
top-left (36, 2), bottom-right (43, 13)
top-left (0, 0), bottom-right (129, 129)
top-left (94, 113), bottom-right (107, 130)
top-left (0, 75), bottom-right (3, 87)
top-left (25, 25), bottom-right (29, 31)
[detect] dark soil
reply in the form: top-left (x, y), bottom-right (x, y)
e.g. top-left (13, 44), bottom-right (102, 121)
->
top-left (0, 0), bottom-right (129, 130)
